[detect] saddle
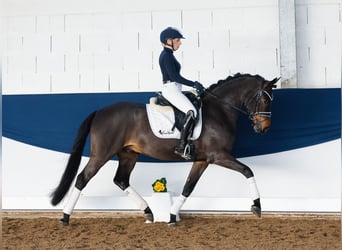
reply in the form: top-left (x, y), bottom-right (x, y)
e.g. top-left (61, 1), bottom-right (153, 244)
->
top-left (146, 92), bottom-right (203, 139)
top-left (155, 92), bottom-right (201, 131)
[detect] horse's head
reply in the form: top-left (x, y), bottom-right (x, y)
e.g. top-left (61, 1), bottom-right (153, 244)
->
top-left (245, 77), bottom-right (279, 133)
top-left (205, 73), bottom-right (279, 133)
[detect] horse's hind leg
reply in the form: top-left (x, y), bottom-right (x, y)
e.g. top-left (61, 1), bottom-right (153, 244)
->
top-left (60, 157), bottom-right (108, 225)
top-left (113, 150), bottom-right (153, 223)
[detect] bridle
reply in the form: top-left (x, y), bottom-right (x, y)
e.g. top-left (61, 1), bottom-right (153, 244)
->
top-left (205, 86), bottom-right (274, 121)
top-left (245, 88), bottom-right (273, 120)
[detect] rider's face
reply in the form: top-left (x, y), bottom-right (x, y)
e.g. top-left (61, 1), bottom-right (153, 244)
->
top-left (172, 38), bottom-right (182, 50)
top-left (167, 38), bottom-right (182, 51)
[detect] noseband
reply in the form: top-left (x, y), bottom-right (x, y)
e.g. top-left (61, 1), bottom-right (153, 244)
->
top-left (247, 88), bottom-right (273, 120)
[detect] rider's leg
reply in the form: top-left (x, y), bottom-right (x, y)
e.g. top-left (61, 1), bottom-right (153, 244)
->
top-left (162, 82), bottom-right (197, 159)
top-left (174, 110), bottom-right (195, 159)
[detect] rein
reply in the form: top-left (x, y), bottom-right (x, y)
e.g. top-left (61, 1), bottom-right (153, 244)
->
top-left (204, 88), bottom-right (273, 119)
top-left (205, 90), bottom-right (249, 115)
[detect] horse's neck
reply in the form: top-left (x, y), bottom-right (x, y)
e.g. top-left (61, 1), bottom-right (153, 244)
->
top-left (203, 90), bottom-right (242, 122)
top-left (209, 85), bottom-right (245, 108)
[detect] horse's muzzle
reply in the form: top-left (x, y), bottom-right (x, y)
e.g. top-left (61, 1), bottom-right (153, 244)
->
top-left (253, 116), bottom-right (271, 133)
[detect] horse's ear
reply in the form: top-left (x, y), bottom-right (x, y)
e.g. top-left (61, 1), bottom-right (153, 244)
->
top-left (268, 77), bottom-right (280, 88)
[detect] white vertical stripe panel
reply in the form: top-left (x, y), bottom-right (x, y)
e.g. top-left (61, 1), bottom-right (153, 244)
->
top-left (23, 34), bottom-right (50, 54)
top-left (213, 48), bottom-right (232, 70)
top-left (243, 7), bottom-right (278, 31)
top-left (52, 33), bottom-right (79, 53)
top-left (120, 31), bottom-right (139, 51)
top-left (36, 16), bottom-right (50, 33)
top-left (124, 50), bottom-right (152, 70)
top-left (325, 26), bottom-right (341, 48)
top-left (94, 71), bottom-right (110, 92)
top-left (199, 30), bottom-right (230, 50)
top-left (79, 71), bottom-right (94, 91)
top-left (212, 9), bottom-right (245, 30)
top-left (37, 53), bottom-right (64, 73)
top-left (78, 53), bottom-right (94, 73)
top-left (308, 4), bottom-right (340, 27)
top-left (65, 14), bottom-right (94, 33)
top-left (65, 54), bottom-right (79, 72)
top-left (296, 44), bottom-right (309, 69)
top-left (49, 15), bottom-right (65, 33)
top-left (252, 49), bottom-right (279, 80)
top-left (22, 72), bottom-right (51, 93)
top-left (109, 33), bottom-right (126, 53)
top-left (93, 13), bottom-right (122, 33)
top-left (152, 11), bottom-right (182, 32)
top-left (109, 70), bottom-right (139, 91)
top-left (199, 68), bottom-right (230, 86)
top-left (94, 53), bottom-right (123, 72)
top-left (2, 73), bottom-right (22, 94)
top-left (182, 10), bottom-right (212, 30)
top-left (230, 28), bottom-right (278, 50)
top-left (179, 30), bottom-right (198, 50)
top-left (297, 65), bottom-right (326, 88)
top-left (5, 34), bottom-right (23, 54)
top-left (139, 30), bottom-right (160, 51)
top-left (326, 64), bottom-right (341, 87)
top-left (7, 16), bottom-right (36, 34)
top-left (51, 72), bottom-right (79, 92)
top-left (123, 12), bottom-right (152, 31)
top-left (296, 27), bottom-right (326, 48)
top-left (138, 70), bottom-right (161, 91)
top-left (228, 48), bottom-right (267, 76)
top-left (80, 34), bottom-right (110, 53)
top-left (183, 48), bottom-right (213, 70)
top-left (75, 75), bottom-right (113, 93)
top-left (7, 53), bottom-right (36, 73)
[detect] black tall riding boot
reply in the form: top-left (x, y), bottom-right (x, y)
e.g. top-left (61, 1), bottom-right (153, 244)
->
top-left (174, 111), bottom-right (195, 160)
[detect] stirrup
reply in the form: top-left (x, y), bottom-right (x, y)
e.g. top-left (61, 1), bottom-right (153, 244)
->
top-left (174, 143), bottom-right (193, 160)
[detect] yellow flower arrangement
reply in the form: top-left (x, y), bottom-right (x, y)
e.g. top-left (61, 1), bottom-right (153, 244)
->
top-left (152, 177), bottom-right (167, 192)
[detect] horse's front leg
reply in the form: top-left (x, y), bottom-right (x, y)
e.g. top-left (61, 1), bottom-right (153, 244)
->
top-left (169, 161), bottom-right (209, 226)
top-left (214, 156), bottom-right (261, 217)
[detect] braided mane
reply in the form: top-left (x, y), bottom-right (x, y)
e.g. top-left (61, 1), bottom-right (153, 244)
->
top-left (207, 73), bottom-right (266, 92)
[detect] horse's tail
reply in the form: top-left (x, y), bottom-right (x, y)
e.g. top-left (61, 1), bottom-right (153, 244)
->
top-left (50, 111), bottom-right (97, 206)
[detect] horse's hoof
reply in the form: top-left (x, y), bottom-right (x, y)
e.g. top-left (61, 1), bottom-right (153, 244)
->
top-left (60, 213), bottom-right (70, 226)
top-left (144, 213), bottom-right (154, 223)
top-left (251, 205), bottom-right (261, 218)
top-left (60, 218), bottom-right (69, 226)
top-left (168, 222), bottom-right (177, 227)
top-left (168, 213), bottom-right (177, 227)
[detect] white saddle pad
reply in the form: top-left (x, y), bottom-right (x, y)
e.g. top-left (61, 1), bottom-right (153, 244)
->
top-left (146, 97), bottom-right (202, 139)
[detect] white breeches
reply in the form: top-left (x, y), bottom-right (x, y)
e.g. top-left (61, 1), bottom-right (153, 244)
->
top-left (162, 82), bottom-right (197, 117)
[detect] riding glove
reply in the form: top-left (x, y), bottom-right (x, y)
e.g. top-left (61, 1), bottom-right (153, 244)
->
top-left (194, 81), bottom-right (205, 96)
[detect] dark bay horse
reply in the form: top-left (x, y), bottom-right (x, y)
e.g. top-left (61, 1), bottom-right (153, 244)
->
top-left (51, 73), bottom-right (278, 226)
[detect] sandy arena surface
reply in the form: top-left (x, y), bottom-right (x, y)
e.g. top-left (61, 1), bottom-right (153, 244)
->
top-left (2, 212), bottom-right (341, 249)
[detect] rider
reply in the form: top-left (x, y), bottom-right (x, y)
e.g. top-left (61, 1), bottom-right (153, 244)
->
top-left (159, 27), bottom-right (205, 160)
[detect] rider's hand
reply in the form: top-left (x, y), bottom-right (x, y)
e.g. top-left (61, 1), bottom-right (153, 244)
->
top-left (194, 81), bottom-right (205, 96)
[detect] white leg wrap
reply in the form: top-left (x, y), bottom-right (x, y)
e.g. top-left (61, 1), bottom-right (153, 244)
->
top-left (63, 188), bottom-right (81, 215)
top-left (247, 177), bottom-right (260, 200)
top-left (124, 186), bottom-right (148, 211)
top-left (170, 195), bottom-right (187, 215)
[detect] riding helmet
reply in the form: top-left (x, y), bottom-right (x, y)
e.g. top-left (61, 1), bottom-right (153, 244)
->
top-left (160, 27), bottom-right (185, 44)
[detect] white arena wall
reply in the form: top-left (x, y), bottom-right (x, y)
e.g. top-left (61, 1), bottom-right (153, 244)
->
top-left (2, 138), bottom-right (341, 212)
top-left (1, 0), bottom-right (341, 213)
